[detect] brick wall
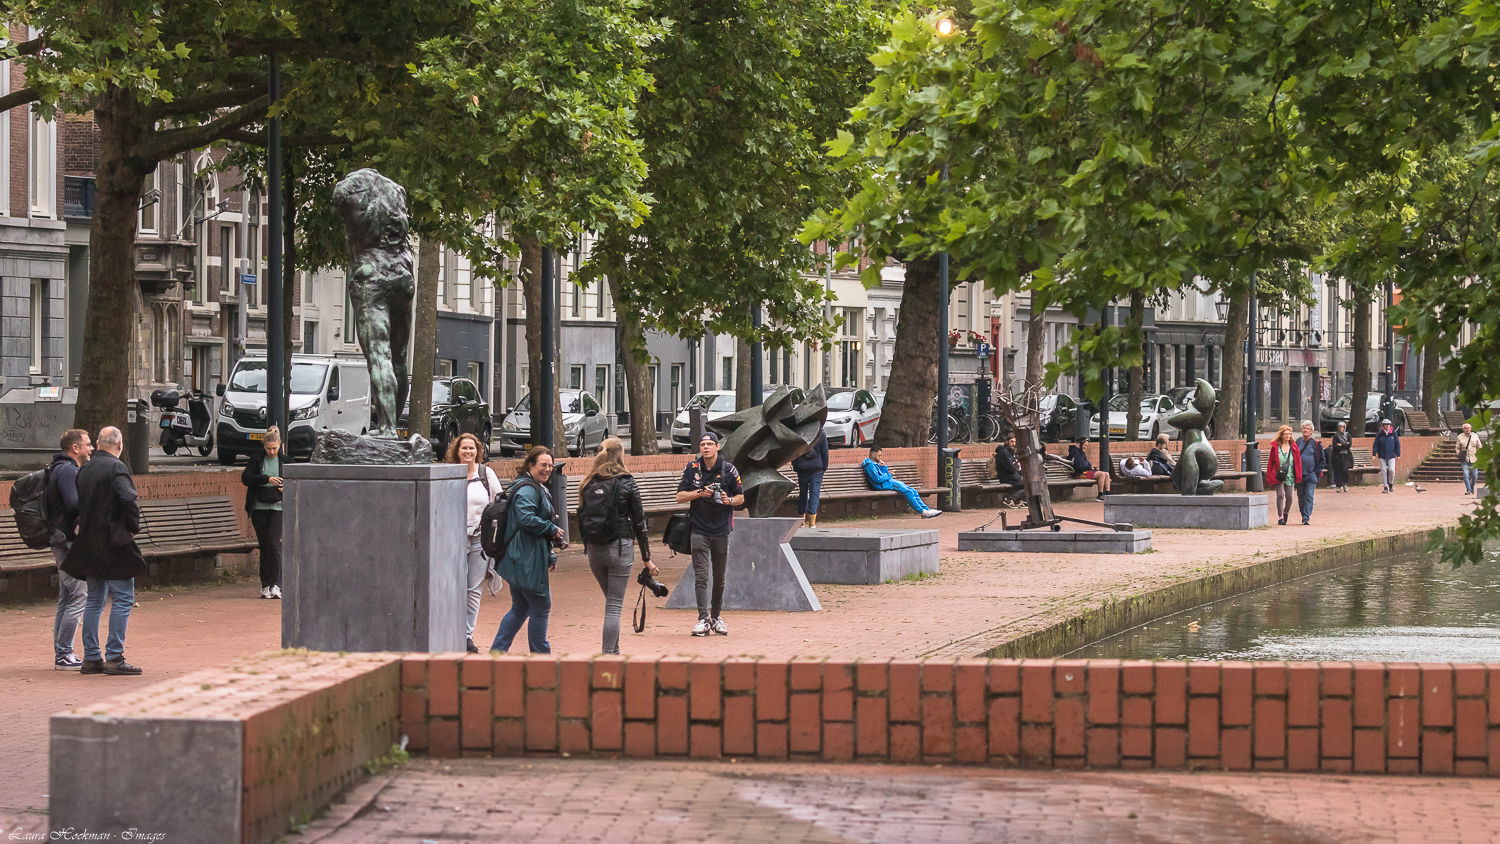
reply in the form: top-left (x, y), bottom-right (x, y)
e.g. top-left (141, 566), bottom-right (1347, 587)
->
top-left (399, 654), bottom-right (1500, 776)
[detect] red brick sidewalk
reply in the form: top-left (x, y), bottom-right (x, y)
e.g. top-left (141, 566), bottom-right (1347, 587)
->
top-left (0, 483), bottom-right (1480, 831)
top-left (292, 757), bottom-right (1500, 843)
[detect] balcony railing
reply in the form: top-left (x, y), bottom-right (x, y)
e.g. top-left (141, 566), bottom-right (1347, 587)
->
top-left (63, 176), bottom-right (95, 221)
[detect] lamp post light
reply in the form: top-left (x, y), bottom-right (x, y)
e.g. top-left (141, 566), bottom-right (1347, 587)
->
top-left (933, 15), bottom-right (960, 511)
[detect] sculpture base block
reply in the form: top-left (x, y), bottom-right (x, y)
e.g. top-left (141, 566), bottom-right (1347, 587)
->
top-left (1103, 493), bottom-right (1268, 530)
top-left (665, 517), bottom-right (820, 611)
top-left (957, 528), bottom-right (1153, 554)
top-left (312, 429), bottom-right (435, 464)
top-left (788, 528), bottom-right (939, 583)
top-left (282, 462), bottom-right (466, 651)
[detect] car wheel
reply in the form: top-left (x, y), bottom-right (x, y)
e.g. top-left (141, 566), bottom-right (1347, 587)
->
top-left (217, 449), bottom-right (236, 466)
top-left (574, 432), bottom-right (586, 457)
top-left (500, 447), bottom-right (515, 458)
top-left (852, 425), bottom-right (864, 448)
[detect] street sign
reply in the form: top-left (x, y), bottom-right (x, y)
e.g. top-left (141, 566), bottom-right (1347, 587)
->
top-left (240, 273), bottom-right (257, 285)
top-left (976, 341), bottom-right (991, 360)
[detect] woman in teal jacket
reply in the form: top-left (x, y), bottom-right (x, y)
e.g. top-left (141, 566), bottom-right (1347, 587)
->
top-left (491, 446), bottom-right (564, 654)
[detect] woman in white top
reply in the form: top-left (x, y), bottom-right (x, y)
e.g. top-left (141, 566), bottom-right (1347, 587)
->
top-left (447, 433), bottom-right (501, 653)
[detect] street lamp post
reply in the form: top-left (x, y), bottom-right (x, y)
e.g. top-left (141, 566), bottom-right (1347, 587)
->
top-left (537, 245), bottom-right (555, 450)
top-left (265, 55), bottom-right (286, 433)
top-left (1382, 278), bottom-right (1395, 422)
top-left (934, 17), bottom-right (960, 511)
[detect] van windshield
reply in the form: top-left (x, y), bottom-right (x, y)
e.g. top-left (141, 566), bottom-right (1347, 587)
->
top-left (686, 393), bottom-right (736, 412)
top-left (228, 361), bottom-right (328, 395)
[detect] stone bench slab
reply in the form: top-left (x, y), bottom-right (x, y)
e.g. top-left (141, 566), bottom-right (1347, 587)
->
top-left (1103, 493), bottom-right (1268, 530)
top-left (789, 528), bottom-right (940, 584)
top-left (957, 529), bottom-right (1153, 554)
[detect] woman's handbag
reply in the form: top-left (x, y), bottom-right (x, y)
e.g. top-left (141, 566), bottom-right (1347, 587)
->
top-left (663, 512), bottom-right (692, 555)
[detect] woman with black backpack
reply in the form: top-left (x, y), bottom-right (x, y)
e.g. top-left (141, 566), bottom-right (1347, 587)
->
top-left (447, 433), bottom-right (501, 654)
top-left (577, 437), bottom-right (656, 654)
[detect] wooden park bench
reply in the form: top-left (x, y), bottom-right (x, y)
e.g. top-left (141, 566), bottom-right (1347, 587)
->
top-left (1109, 455), bottom-right (1176, 494)
top-left (1403, 410), bottom-right (1440, 435)
top-left (1, 495), bottom-right (255, 604)
top-left (1443, 410), bottom-right (1469, 431)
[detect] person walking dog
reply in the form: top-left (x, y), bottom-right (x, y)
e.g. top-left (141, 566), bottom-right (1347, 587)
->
top-left (1373, 418), bottom-right (1402, 493)
top-left (792, 428), bottom-right (829, 528)
top-left (577, 437), bottom-right (656, 654)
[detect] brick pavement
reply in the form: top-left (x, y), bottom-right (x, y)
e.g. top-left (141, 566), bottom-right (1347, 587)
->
top-left (293, 757), bottom-right (1500, 843)
top-left (0, 483), bottom-right (1481, 832)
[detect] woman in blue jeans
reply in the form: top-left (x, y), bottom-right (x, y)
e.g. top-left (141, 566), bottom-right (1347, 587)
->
top-left (491, 446), bottom-right (564, 654)
top-left (792, 429), bottom-right (829, 527)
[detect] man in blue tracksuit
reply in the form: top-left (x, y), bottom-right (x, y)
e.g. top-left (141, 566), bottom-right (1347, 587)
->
top-left (861, 445), bottom-right (940, 518)
top-left (1372, 418), bottom-right (1402, 492)
top-left (1294, 420), bottom-right (1327, 525)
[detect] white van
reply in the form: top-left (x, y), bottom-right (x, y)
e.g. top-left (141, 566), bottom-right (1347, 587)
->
top-left (215, 354), bottom-right (371, 464)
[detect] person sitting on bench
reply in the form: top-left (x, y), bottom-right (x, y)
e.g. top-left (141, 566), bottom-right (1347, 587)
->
top-left (1147, 433), bottom-right (1175, 477)
top-left (1121, 456), bottom-right (1154, 479)
top-left (862, 445), bottom-right (941, 518)
top-left (1042, 439), bottom-right (1111, 497)
top-left (993, 434), bottom-right (1027, 508)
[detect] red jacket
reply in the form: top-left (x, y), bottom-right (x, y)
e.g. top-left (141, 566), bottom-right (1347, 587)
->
top-left (1264, 441), bottom-right (1303, 485)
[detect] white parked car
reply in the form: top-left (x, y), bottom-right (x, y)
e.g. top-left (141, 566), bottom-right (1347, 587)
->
top-left (1088, 394), bottom-right (1180, 441)
top-left (497, 390), bottom-right (609, 457)
top-left (823, 388), bottom-right (881, 448)
top-left (670, 390), bottom-right (738, 453)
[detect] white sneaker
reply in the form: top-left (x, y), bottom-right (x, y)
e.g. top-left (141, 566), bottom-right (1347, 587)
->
top-left (920, 508), bottom-right (941, 519)
top-left (270, 585), bottom-right (282, 599)
top-left (260, 586), bottom-right (271, 599)
top-left (710, 617), bottom-right (728, 636)
top-left (692, 618), bottom-right (711, 637)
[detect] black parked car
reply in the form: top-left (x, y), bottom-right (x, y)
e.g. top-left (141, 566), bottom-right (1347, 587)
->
top-left (1319, 394), bottom-right (1412, 436)
top-left (1037, 393), bottom-right (1095, 442)
top-left (397, 377), bottom-right (491, 457)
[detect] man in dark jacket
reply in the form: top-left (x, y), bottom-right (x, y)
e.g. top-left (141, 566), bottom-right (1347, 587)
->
top-left (62, 427), bottom-right (145, 676)
top-left (792, 429), bottom-right (829, 527)
top-left (993, 434), bottom-right (1026, 508)
top-left (1372, 418), bottom-right (1402, 493)
top-left (674, 432), bottom-right (745, 637)
top-left (45, 428), bottom-right (92, 669)
top-left (1294, 420), bottom-right (1327, 525)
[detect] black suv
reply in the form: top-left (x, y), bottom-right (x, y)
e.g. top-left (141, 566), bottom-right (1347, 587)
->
top-left (397, 377), bottom-right (491, 457)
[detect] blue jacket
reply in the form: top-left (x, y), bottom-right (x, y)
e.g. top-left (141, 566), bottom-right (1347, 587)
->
top-left (496, 478), bottom-right (556, 595)
top-left (1372, 428), bottom-right (1402, 459)
top-left (791, 431), bottom-right (829, 473)
top-left (862, 458), bottom-right (896, 489)
top-left (1296, 436), bottom-right (1326, 477)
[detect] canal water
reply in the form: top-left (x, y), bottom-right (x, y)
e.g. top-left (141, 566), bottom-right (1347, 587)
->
top-left (1066, 547), bottom-right (1500, 662)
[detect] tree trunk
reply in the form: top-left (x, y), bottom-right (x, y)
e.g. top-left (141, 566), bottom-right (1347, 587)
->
top-left (1213, 285), bottom-right (1247, 440)
top-left (74, 87), bottom-right (150, 440)
top-left (519, 238), bottom-right (566, 452)
top-left (609, 270), bottom-right (659, 455)
top-left (1125, 291), bottom-right (1144, 440)
top-left (408, 237), bottom-right (440, 439)
top-left (1352, 293), bottom-right (1372, 436)
top-left (735, 336), bottom-right (752, 411)
top-left (1421, 338), bottom-right (1441, 420)
top-left (1024, 293), bottom-right (1045, 393)
top-left (878, 256), bottom-right (940, 446)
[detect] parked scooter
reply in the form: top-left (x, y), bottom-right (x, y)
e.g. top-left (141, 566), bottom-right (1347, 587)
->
top-left (150, 388), bottom-right (215, 457)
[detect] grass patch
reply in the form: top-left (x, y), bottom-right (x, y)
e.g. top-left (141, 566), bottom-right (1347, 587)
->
top-left (884, 570), bottom-right (939, 584)
top-left (363, 743), bottom-right (411, 776)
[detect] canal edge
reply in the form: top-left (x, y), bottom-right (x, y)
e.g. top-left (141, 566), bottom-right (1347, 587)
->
top-left (943, 527), bottom-right (1449, 660)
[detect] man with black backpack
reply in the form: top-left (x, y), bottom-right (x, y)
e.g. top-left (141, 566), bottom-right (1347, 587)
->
top-left (674, 432), bottom-right (744, 637)
top-left (46, 429), bottom-right (92, 669)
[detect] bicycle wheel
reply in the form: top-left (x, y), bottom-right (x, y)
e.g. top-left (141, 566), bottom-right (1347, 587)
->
top-left (949, 413), bottom-right (969, 442)
top-left (977, 414), bottom-right (1001, 442)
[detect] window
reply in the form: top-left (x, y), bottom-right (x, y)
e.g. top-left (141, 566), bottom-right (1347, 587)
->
top-left (594, 365), bottom-right (609, 412)
top-left (29, 279), bottom-right (46, 373)
top-left (219, 224), bottom-right (236, 293)
top-left (28, 112), bottom-right (56, 218)
top-left (246, 191), bottom-right (260, 308)
top-left (466, 362), bottom-right (482, 396)
top-left (614, 365), bottom-right (625, 416)
top-left (303, 321), bottom-right (317, 355)
top-left (138, 167), bottom-right (158, 233)
top-left (570, 281), bottom-right (581, 318)
top-left (303, 271), bottom-right (314, 304)
top-left (438, 359), bottom-right (456, 377)
top-left (596, 281), bottom-right (607, 319)
top-left (343, 284), bottom-right (357, 348)
top-left (670, 363), bottom-right (683, 412)
top-left (469, 264), bottom-right (484, 312)
top-left (176, 161), bottom-right (191, 237)
top-left (721, 357), bottom-right (734, 391)
top-left (767, 348), bottom-right (778, 384)
top-left (569, 364), bottom-right (584, 391)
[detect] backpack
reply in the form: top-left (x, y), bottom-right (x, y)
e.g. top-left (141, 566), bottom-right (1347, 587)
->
top-left (9, 465), bottom-right (53, 550)
top-left (578, 477), bottom-right (620, 544)
top-left (478, 476), bottom-right (540, 560)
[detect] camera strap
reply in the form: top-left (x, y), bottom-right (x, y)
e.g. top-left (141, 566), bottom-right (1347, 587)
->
top-left (632, 585), bottom-right (648, 633)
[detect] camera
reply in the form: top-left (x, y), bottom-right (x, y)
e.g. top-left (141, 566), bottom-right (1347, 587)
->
top-left (637, 566), bottom-right (669, 598)
top-left (706, 481), bottom-right (724, 504)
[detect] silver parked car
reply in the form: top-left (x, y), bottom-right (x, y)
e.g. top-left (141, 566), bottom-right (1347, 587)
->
top-left (497, 390), bottom-right (609, 457)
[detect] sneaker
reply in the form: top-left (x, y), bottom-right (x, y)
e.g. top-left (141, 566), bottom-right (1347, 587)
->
top-left (1277, 517), bottom-right (1286, 525)
top-left (102, 657), bottom-right (142, 676)
top-left (920, 508), bottom-right (941, 519)
top-left (260, 586), bottom-right (271, 599)
top-left (269, 585), bottom-right (282, 599)
top-left (691, 618), bottom-right (711, 637)
top-left (79, 659), bottom-right (104, 675)
top-left (1302, 519), bottom-right (1310, 526)
top-left (465, 637), bottom-right (480, 654)
top-left (710, 616), bottom-right (728, 636)
top-left (54, 653), bottom-right (82, 670)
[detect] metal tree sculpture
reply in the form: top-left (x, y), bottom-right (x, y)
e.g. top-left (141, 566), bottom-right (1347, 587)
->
top-left (707, 385), bottom-right (829, 517)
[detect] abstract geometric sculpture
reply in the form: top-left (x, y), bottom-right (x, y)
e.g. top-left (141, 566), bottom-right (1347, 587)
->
top-left (707, 385), bottom-right (829, 517)
top-left (1169, 378), bottom-right (1225, 495)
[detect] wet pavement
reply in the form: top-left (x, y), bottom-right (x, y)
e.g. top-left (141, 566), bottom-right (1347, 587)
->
top-left (294, 757), bottom-right (1500, 843)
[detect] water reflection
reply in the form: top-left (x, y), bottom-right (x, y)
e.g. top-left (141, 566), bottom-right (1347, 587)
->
top-left (1066, 548), bottom-right (1500, 662)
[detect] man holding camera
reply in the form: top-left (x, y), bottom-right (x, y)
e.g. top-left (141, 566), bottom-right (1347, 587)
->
top-left (675, 431), bottom-right (745, 636)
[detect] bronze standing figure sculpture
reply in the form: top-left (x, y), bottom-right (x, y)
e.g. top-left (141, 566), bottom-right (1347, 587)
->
top-left (332, 168), bottom-right (414, 438)
top-left (1169, 379), bottom-right (1225, 495)
top-left (707, 386), bottom-right (829, 517)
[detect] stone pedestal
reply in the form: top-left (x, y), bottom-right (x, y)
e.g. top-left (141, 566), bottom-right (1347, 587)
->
top-left (665, 517), bottom-right (820, 612)
top-left (957, 528), bottom-right (1153, 554)
top-left (282, 463), bottom-right (467, 651)
top-left (1103, 493), bottom-right (1268, 530)
top-left (789, 528), bottom-right (939, 583)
